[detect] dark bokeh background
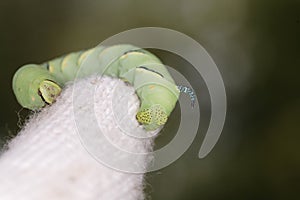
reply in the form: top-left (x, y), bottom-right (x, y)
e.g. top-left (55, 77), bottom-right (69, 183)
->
top-left (1, 0), bottom-right (299, 199)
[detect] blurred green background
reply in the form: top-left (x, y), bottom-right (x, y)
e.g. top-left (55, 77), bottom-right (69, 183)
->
top-left (0, 0), bottom-right (299, 199)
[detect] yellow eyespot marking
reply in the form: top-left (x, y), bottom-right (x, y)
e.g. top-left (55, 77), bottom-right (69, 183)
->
top-left (136, 105), bottom-right (168, 129)
top-left (149, 85), bottom-right (155, 89)
top-left (137, 109), bottom-right (152, 124)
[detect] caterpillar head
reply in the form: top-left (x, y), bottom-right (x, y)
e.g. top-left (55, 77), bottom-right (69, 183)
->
top-left (13, 64), bottom-right (62, 110)
top-left (136, 104), bottom-right (168, 131)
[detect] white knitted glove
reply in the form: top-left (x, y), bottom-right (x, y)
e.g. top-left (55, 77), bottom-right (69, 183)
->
top-left (0, 76), bottom-right (158, 200)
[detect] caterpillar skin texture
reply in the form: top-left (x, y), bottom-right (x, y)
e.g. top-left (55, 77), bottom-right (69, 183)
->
top-left (13, 44), bottom-right (180, 131)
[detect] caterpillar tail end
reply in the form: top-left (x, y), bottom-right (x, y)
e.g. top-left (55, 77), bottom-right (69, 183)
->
top-left (136, 105), bottom-right (168, 131)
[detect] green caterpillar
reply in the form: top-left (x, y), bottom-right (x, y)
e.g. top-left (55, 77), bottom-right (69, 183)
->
top-left (13, 44), bottom-right (180, 131)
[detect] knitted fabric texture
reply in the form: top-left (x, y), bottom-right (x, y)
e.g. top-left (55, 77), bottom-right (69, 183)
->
top-left (0, 76), bottom-right (158, 200)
